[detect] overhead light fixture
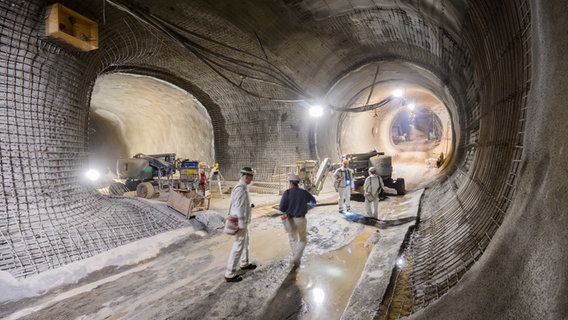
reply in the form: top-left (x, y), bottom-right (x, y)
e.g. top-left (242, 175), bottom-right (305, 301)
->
top-left (392, 89), bottom-right (404, 98)
top-left (85, 169), bottom-right (101, 181)
top-left (309, 104), bottom-right (324, 117)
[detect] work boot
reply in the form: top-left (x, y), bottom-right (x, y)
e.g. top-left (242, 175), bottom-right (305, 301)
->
top-left (240, 263), bottom-right (257, 270)
top-left (339, 209), bottom-right (345, 214)
top-left (224, 275), bottom-right (243, 283)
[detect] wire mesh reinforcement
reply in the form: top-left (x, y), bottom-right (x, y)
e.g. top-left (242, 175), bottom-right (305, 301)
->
top-left (0, 1), bottom-right (191, 279)
top-left (381, 0), bottom-right (531, 316)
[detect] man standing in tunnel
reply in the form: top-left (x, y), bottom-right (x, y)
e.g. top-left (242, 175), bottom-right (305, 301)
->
top-left (224, 166), bottom-right (257, 282)
top-left (334, 159), bottom-right (355, 213)
top-left (209, 162), bottom-right (224, 198)
top-left (279, 174), bottom-right (317, 269)
top-left (363, 167), bottom-right (384, 218)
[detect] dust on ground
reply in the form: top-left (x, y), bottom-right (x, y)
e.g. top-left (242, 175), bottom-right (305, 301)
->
top-left (1, 168), bottom-right (433, 320)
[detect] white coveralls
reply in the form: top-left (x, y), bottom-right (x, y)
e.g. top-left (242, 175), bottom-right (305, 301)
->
top-left (334, 166), bottom-right (355, 212)
top-left (363, 174), bottom-right (384, 218)
top-left (209, 167), bottom-right (224, 197)
top-left (225, 180), bottom-right (253, 278)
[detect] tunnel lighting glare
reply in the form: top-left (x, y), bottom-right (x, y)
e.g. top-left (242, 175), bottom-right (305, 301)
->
top-left (392, 89), bottom-right (404, 98)
top-left (312, 287), bottom-right (325, 305)
top-left (85, 169), bottom-right (101, 181)
top-left (396, 257), bottom-right (405, 268)
top-left (408, 103), bottom-right (415, 111)
top-left (325, 265), bottom-right (343, 277)
top-left (309, 104), bottom-right (324, 117)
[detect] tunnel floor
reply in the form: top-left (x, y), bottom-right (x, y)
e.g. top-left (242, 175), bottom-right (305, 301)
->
top-left (1, 176), bottom-right (423, 320)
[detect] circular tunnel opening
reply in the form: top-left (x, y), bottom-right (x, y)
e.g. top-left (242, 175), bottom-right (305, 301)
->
top-left (320, 62), bottom-right (455, 192)
top-left (87, 73), bottom-right (215, 188)
top-left (338, 85), bottom-right (453, 191)
top-left (391, 106), bottom-right (444, 150)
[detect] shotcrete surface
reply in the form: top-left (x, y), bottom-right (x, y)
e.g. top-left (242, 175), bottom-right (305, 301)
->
top-left (0, 178), bottom-right (425, 320)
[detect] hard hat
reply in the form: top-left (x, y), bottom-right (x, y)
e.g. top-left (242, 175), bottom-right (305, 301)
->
top-left (287, 174), bottom-right (300, 182)
top-left (368, 166), bottom-right (376, 174)
top-left (240, 166), bottom-right (255, 176)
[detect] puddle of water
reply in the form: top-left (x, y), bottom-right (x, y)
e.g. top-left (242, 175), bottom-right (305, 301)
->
top-left (207, 226), bottom-right (376, 320)
top-left (208, 229), bottom-right (291, 268)
top-left (297, 227), bottom-right (375, 319)
top-left (250, 229), bottom-right (291, 260)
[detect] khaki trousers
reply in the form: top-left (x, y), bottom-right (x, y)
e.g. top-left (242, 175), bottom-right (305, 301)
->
top-left (287, 217), bottom-right (307, 265)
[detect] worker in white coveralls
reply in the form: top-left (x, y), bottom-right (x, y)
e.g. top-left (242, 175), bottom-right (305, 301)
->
top-left (333, 159), bottom-right (355, 213)
top-left (279, 174), bottom-right (317, 269)
top-left (363, 166), bottom-right (384, 218)
top-left (224, 166), bottom-right (257, 282)
top-left (209, 162), bottom-right (224, 198)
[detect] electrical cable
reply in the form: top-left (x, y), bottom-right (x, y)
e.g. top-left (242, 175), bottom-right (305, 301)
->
top-left (105, 0), bottom-right (310, 101)
top-left (105, 1), bottom-right (404, 111)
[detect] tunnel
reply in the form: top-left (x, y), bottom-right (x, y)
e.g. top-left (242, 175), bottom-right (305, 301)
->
top-left (89, 73), bottom-right (215, 173)
top-left (0, 1), bottom-right (567, 319)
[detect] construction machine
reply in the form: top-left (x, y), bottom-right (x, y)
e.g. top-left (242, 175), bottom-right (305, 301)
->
top-left (295, 158), bottom-right (331, 195)
top-left (110, 153), bottom-right (208, 198)
top-left (341, 150), bottom-right (406, 195)
top-left (287, 150), bottom-right (404, 197)
top-left (110, 153), bottom-right (210, 216)
top-left (109, 153), bottom-right (177, 198)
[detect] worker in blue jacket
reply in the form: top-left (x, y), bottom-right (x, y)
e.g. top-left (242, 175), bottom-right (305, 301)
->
top-left (279, 174), bottom-right (317, 269)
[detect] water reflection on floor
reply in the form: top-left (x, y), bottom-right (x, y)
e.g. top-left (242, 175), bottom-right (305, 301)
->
top-left (297, 227), bottom-right (375, 319)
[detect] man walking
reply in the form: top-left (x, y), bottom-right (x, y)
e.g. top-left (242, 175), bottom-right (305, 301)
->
top-left (363, 167), bottom-right (384, 218)
top-left (333, 159), bottom-right (355, 213)
top-left (279, 174), bottom-right (316, 269)
top-left (224, 166), bottom-right (257, 282)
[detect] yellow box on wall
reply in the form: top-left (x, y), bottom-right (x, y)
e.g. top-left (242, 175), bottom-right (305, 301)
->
top-left (46, 3), bottom-right (98, 51)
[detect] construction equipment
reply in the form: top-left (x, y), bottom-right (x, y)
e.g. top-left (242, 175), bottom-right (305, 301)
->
top-left (296, 159), bottom-right (331, 195)
top-left (273, 159), bottom-right (331, 196)
top-left (112, 153), bottom-right (177, 198)
top-left (110, 153), bottom-right (211, 216)
top-left (167, 161), bottom-right (210, 216)
top-left (341, 150), bottom-right (406, 195)
top-left (111, 153), bottom-right (209, 197)
top-left (290, 150), bottom-right (405, 197)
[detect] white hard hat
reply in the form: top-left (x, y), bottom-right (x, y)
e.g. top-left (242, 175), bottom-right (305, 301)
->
top-left (287, 174), bottom-right (300, 182)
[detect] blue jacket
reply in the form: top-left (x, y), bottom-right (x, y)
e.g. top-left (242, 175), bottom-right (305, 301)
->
top-left (279, 185), bottom-right (317, 218)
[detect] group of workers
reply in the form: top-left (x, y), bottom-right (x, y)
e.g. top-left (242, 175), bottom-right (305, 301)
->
top-left (333, 159), bottom-right (384, 218)
top-left (223, 160), bottom-right (384, 283)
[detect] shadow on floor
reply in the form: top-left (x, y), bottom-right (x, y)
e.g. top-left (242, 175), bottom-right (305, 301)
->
top-left (259, 267), bottom-right (303, 320)
top-left (341, 211), bottom-right (416, 228)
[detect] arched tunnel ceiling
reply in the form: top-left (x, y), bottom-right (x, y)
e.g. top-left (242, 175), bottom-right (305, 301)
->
top-left (101, 0), bottom-right (469, 177)
top-left (5, 1), bottom-right (563, 319)
top-left (84, 4), bottom-right (529, 317)
top-left (89, 73), bottom-right (215, 172)
top-left (117, 0), bottom-right (472, 103)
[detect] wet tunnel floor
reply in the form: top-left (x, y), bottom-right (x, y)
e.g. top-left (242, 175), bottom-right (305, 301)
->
top-left (1, 189), bottom-right (421, 320)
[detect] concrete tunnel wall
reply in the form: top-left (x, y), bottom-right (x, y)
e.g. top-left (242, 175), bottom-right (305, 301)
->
top-left (0, 1), bottom-right (566, 319)
top-left (89, 73), bottom-right (216, 170)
